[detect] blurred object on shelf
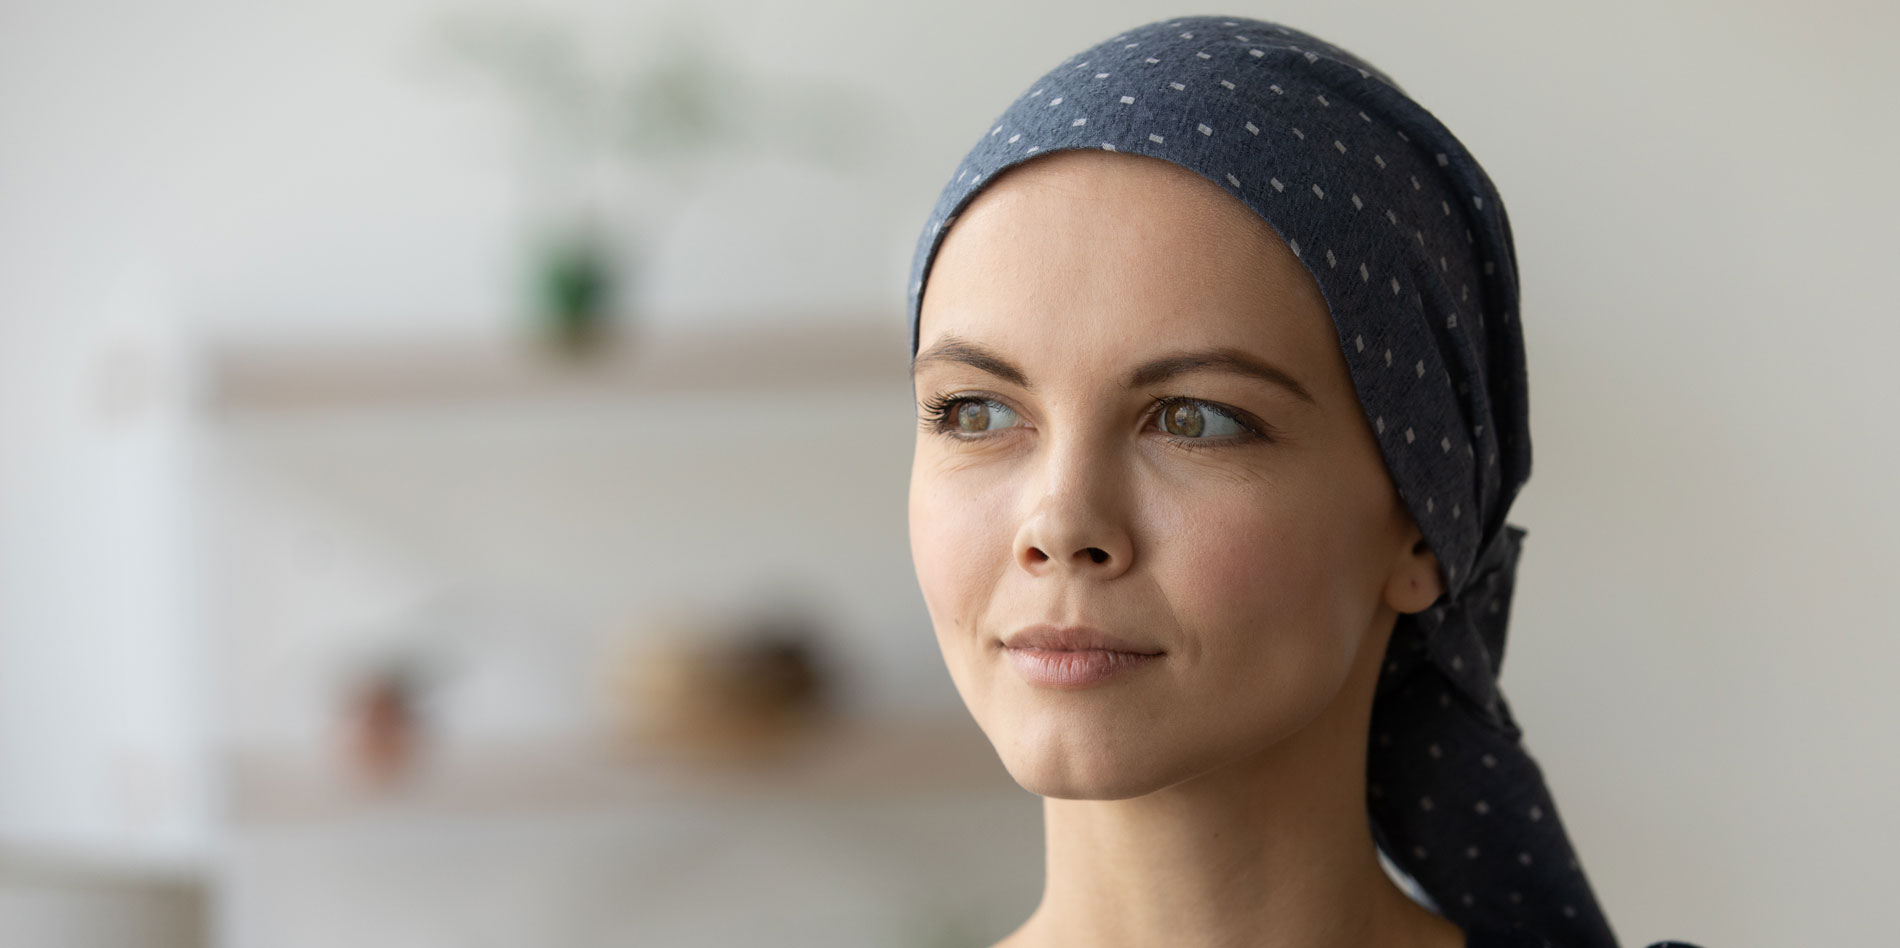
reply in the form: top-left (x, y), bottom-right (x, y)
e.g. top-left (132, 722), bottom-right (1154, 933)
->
top-left (339, 658), bottom-right (429, 787)
top-left (419, 6), bottom-right (877, 355)
top-left (535, 215), bottom-right (619, 357)
top-left (611, 599), bottom-right (836, 765)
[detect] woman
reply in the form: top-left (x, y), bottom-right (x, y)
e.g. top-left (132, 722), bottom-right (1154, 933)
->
top-left (904, 15), bottom-right (1703, 948)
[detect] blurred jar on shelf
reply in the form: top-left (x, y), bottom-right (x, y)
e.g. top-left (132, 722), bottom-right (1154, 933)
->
top-left (607, 602), bottom-right (834, 763)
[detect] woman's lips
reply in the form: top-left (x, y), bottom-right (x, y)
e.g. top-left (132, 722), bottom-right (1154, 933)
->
top-left (1004, 646), bottom-right (1163, 689)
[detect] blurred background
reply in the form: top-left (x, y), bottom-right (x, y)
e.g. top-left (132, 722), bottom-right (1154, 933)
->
top-left (0, 0), bottom-right (1893, 946)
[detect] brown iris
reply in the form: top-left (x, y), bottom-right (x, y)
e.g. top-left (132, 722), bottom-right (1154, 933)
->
top-left (956, 400), bottom-right (993, 433)
top-left (1161, 401), bottom-right (1205, 437)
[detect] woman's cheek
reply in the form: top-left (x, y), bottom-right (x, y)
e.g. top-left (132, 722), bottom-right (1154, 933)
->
top-left (1153, 485), bottom-right (1309, 607)
top-left (1163, 495), bottom-right (1354, 679)
top-left (1174, 508), bottom-right (1362, 727)
top-left (909, 478), bottom-right (964, 620)
top-left (910, 464), bottom-right (1012, 625)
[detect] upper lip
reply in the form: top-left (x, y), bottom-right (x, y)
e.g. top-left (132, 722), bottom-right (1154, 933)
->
top-left (1004, 624), bottom-right (1163, 655)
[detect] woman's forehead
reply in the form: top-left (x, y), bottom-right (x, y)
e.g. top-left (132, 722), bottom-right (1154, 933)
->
top-left (949, 150), bottom-right (1283, 257)
top-left (917, 151), bottom-right (1339, 391)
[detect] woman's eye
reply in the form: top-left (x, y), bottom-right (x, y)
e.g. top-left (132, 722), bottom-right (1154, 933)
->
top-left (1156, 400), bottom-right (1248, 439)
top-left (949, 398), bottom-right (1022, 434)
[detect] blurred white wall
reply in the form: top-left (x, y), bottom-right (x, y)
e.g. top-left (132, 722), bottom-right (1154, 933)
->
top-left (1, 0), bottom-right (1895, 946)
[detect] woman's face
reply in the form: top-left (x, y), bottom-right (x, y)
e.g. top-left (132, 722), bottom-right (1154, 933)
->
top-left (909, 150), bottom-right (1438, 799)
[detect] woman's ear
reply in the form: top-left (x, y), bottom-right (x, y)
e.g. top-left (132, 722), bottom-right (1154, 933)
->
top-left (1383, 526), bottom-right (1446, 615)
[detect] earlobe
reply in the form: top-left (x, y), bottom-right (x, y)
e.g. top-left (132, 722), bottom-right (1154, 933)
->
top-left (1383, 534), bottom-right (1445, 615)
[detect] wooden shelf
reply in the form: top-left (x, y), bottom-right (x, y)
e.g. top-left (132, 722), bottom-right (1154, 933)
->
top-left (201, 317), bottom-right (912, 414)
top-left (224, 713), bottom-right (1020, 827)
top-left (0, 839), bottom-right (208, 886)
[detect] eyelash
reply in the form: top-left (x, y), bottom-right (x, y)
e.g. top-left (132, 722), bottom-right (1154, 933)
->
top-left (917, 392), bottom-right (1272, 450)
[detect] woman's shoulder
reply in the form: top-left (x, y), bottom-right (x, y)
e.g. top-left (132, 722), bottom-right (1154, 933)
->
top-left (1464, 928), bottom-right (1708, 948)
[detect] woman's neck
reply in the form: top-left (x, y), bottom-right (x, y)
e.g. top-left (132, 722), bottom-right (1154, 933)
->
top-left (991, 641), bottom-right (1466, 948)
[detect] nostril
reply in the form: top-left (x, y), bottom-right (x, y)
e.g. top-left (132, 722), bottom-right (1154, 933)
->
top-left (1086, 548), bottom-right (1108, 564)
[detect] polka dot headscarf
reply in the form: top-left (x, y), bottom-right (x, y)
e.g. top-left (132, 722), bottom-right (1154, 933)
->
top-left (905, 15), bottom-right (1686, 948)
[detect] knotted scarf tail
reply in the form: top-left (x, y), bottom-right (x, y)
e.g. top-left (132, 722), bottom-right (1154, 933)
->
top-left (1368, 645), bottom-right (1621, 948)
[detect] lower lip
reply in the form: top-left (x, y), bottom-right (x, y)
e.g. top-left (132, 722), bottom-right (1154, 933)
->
top-left (1005, 647), bottom-right (1163, 689)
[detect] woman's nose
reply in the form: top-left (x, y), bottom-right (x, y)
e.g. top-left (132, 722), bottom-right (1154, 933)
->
top-left (1022, 540), bottom-right (1117, 570)
top-left (1012, 447), bottom-right (1134, 580)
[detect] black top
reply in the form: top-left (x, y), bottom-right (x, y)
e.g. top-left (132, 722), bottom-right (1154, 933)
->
top-left (1466, 928), bottom-right (1706, 948)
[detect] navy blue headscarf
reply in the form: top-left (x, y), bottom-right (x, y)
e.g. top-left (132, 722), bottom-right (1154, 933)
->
top-left (905, 15), bottom-right (1672, 947)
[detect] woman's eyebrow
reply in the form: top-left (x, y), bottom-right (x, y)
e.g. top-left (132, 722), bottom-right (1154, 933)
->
top-left (912, 333), bottom-right (1316, 405)
top-left (1129, 349), bottom-right (1316, 404)
top-left (912, 334), bottom-right (1031, 388)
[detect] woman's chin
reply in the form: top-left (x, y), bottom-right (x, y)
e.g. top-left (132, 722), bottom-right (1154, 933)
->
top-left (980, 713), bottom-right (1185, 800)
top-left (1001, 755), bottom-right (1169, 800)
